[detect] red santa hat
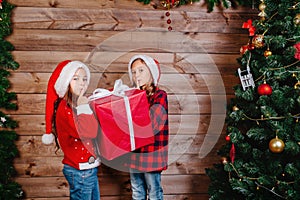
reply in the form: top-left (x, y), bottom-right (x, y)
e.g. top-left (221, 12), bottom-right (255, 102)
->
top-left (42, 60), bottom-right (91, 144)
top-left (128, 55), bottom-right (161, 86)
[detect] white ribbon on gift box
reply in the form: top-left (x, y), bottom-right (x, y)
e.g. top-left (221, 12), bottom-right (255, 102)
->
top-left (88, 79), bottom-right (136, 151)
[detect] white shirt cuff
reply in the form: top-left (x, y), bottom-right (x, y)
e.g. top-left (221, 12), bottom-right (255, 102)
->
top-left (76, 104), bottom-right (93, 115)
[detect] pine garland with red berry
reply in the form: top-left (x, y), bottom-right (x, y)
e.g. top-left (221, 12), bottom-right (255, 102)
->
top-left (0, 0), bottom-right (23, 199)
top-left (137, 0), bottom-right (261, 12)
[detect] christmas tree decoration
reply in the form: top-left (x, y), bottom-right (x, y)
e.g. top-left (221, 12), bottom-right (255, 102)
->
top-left (221, 157), bottom-right (228, 165)
top-left (164, 11), bottom-right (172, 31)
top-left (269, 136), bottom-right (285, 153)
top-left (238, 54), bottom-right (255, 91)
top-left (257, 81), bottom-right (272, 95)
top-left (248, 43), bottom-right (255, 50)
top-left (258, 0), bottom-right (267, 21)
top-left (294, 81), bottom-right (300, 89)
top-left (232, 105), bottom-right (239, 111)
top-left (160, 1), bottom-right (179, 31)
top-left (229, 143), bottom-right (236, 163)
top-left (294, 13), bottom-right (300, 26)
top-left (264, 48), bottom-right (272, 57)
top-left (240, 45), bottom-right (249, 54)
top-left (206, 0), bottom-right (300, 199)
top-left (225, 135), bottom-right (231, 141)
top-left (160, 0), bottom-right (180, 9)
top-left (242, 19), bottom-right (256, 36)
top-left (136, 0), bottom-right (245, 12)
top-left (252, 34), bottom-right (264, 48)
top-left (238, 66), bottom-right (255, 90)
top-left (0, 116), bottom-right (6, 127)
top-left (294, 42), bottom-right (300, 60)
top-left (0, 0), bottom-right (24, 198)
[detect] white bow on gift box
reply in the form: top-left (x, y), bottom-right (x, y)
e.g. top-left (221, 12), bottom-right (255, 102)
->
top-left (88, 79), bottom-right (136, 151)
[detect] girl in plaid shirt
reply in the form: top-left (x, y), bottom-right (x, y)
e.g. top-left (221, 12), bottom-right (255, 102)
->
top-left (127, 55), bottom-right (169, 200)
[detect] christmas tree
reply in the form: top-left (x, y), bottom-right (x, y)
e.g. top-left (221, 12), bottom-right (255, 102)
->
top-left (0, 0), bottom-right (23, 199)
top-left (206, 0), bottom-right (300, 199)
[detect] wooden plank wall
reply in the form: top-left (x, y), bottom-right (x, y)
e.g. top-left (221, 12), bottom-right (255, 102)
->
top-left (6, 0), bottom-right (256, 199)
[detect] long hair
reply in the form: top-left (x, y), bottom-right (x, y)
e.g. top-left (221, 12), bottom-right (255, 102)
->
top-left (131, 58), bottom-right (158, 102)
top-left (52, 85), bottom-right (78, 153)
top-left (140, 83), bottom-right (157, 103)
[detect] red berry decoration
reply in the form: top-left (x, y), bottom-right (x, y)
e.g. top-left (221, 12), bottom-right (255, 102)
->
top-left (165, 11), bottom-right (173, 31)
top-left (258, 82), bottom-right (272, 95)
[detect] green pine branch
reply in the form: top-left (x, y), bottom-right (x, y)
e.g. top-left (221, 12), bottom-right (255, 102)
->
top-left (206, 0), bottom-right (300, 199)
top-left (0, 0), bottom-right (23, 199)
top-left (136, 0), bottom-right (261, 12)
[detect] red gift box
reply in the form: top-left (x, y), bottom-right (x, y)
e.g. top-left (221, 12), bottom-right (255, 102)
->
top-left (89, 80), bottom-right (154, 160)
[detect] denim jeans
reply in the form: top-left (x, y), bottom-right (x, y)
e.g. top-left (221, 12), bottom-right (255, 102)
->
top-left (63, 164), bottom-right (100, 200)
top-left (130, 169), bottom-right (163, 200)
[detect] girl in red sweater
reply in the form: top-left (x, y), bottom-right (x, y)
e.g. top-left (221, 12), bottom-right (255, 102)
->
top-left (42, 60), bottom-right (101, 200)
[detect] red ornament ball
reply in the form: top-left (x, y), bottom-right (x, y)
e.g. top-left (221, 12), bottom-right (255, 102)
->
top-left (240, 45), bottom-right (248, 54)
top-left (225, 135), bottom-right (230, 141)
top-left (168, 26), bottom-right (172, 31)
top-left (258, 83), bottom-right (272, 95)
top-left (165, 11), bottom-right (170, 17)
top-left (248, 43), bottom-right (255, 50)
top-left (167, 19), bottom-right (172, 24)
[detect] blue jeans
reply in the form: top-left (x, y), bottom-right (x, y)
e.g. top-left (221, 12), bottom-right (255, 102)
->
top-left (130, 169), bottom-right (163, 200)
top-left (63, 164), bottom-right (100, 200)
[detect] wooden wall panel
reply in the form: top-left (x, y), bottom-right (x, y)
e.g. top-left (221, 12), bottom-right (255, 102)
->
top-left (8, 72), bottom-right (238, 95)
top-left (12, 51), bottom-right (240, 73)
top-left (16, 175), bottom-right (210, 199)
top-left (6, 93), bottom-right (230, 115)
top-left (7, 0), bottom-right (256, 198)
top-left (12, 114), bottom-right (227, 135)
top-left (7, 29), bottom-right (248, 53)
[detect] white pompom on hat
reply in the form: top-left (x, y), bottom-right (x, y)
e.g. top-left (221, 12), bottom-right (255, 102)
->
top-left (42, 60), bottom-right (91, 145)
top-left (128, 55), bottom-right (161, 86)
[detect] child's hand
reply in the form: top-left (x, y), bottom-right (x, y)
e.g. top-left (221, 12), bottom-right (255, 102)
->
top-left (77, 89), bottom-right (88, 105)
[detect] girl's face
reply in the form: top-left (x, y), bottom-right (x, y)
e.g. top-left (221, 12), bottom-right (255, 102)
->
top-left (131, 59), bottom-right (153, 87)
top-left (69, 68), bottom-right (88, 96)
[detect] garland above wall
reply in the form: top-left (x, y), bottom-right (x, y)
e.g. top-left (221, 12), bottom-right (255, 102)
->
top-left (136, 0), bottom-right (258, 12)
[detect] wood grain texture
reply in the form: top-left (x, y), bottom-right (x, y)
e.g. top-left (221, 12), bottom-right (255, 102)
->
top-left (11, 7), bottom-right (254, 33)
top-left (7, 29), bottom-right (248, 53)
top-left (17, 175), bottom-right (210, 198)
top-left (12, 114), bottom-right (226, 135)
top-left (5, 93), bottom-right (231, 114)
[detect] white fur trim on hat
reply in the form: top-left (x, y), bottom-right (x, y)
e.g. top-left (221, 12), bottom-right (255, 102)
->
top-left (128, 55), bottom-right (160, 86)
top-left (54, 61), bottom-right (91, 98)
top-left (42, 133), bottom-right (55, 145)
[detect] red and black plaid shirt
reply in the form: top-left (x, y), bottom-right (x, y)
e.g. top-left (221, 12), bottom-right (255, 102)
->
top-left (127, 89), bottom-right (169, 172)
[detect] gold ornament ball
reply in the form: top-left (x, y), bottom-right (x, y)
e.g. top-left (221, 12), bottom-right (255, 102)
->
top-left (221, 157), bottom-right (228, 165)
top-left (232, 105), bottom-right (239, 111)
top-left (294, 81), bottom-right (300, 89)
top-left (264, 50), bottom-right (272, 57)
top-left (259, 3), bottom-right (266, 11)
top-left (294, 14), bottom-right (300, 26)
top-left (269, 136), bottom-right (285, 153)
